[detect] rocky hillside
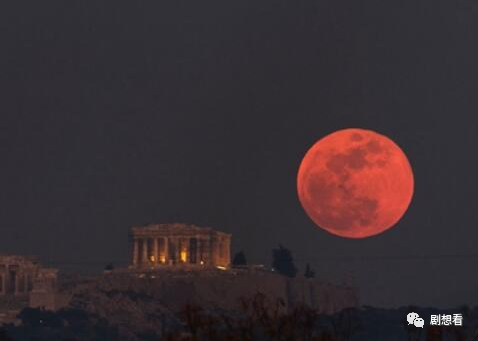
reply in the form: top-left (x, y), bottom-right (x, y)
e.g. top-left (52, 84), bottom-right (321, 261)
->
top-left (56, 268), bottom-right (358, 339)
top-left (66, 268), bottom-right (357, 312)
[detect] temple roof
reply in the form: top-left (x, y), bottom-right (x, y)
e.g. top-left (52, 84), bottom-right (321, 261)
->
top-left (131, 223), bottom-right (231, 238)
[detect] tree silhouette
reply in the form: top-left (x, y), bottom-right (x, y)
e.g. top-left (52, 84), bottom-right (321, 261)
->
top-left (232, 251), bottom-right (247, 266)
top-left (304, 263), bottom-right (315, 278)
top-left (272, 244), bottom-right (297, 278)
top-left (104, 263), bottom-right (114, 271)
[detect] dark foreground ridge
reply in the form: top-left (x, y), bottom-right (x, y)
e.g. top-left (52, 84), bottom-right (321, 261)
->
top-left (1, 299), bottom-right (477, 341)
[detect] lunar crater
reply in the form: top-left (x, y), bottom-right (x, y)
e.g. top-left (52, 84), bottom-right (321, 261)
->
top-left (297, 128), bottom-right (414, 238)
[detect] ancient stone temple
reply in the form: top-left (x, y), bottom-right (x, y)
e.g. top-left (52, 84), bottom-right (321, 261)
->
top-left (130, 223), bottom-right (231, 269)
top-left (0, 255), bottom-right (59, 322)
top-left (0, 255), bottom-right (45, 296)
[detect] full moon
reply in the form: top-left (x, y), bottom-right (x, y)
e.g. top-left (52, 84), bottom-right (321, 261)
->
top-left (297, 128), bottom-right (414, 238)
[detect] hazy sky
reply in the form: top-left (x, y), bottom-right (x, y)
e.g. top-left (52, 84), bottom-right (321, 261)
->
top-left (1, 0), bottom-right (478, 308)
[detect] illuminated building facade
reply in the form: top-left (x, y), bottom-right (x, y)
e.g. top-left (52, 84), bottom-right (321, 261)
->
top-left (130, 223), bottom-right (231, 269)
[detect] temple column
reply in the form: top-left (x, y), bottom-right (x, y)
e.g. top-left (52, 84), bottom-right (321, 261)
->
top-left (175, 238), bottom-right (181, 263)
top-left (164, 237), bottom-right (169, 264)
top-left (222, 243), bottom-right (226, 265)
top-left (142, 238), bottom-right (148, 263)
top-left (0, 274), bottom-right (4, 295)
top-left (225, 237), bottom-right (231, 267)
top-left (153, 238), bottom-right (159, 264)
top-left (200, 238), bottom-right (206, 264)
top-left (205, 237), bottom-right (211, 265)
top-left (175, 238), bottom-right (180, 262)
top-left (183, 238), bottom-right (189, 263)
top-left (218, 240), bottom-right (223, 265)
top-left (196, 236), bottom-right (201, 265)
top-left (14, 272), bottom-right (20, 295)
top-left (170, 238), bottom-right (175, 264)
top-left (133, 239), bottom-right (139, 266)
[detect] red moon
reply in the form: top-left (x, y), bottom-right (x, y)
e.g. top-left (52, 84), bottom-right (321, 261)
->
top-left (297, 128), bottom-right (414, 238)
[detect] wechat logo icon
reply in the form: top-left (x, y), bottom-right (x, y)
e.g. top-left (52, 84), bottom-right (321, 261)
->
top-left (407, 312), bottom-right (424, 328)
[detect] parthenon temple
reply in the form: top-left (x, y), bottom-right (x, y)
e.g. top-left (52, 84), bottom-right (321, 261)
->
top-left (130, 223), bottom-right (231, 269)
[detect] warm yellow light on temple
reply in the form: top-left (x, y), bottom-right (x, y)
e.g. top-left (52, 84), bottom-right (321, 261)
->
top-left (180, 250), bottom-right (187, 263)
top-left (130, 224), bottom-right (232, 269)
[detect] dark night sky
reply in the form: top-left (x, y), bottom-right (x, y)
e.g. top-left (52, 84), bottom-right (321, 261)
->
top-left (1, 0), bottom-right (478, 308)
